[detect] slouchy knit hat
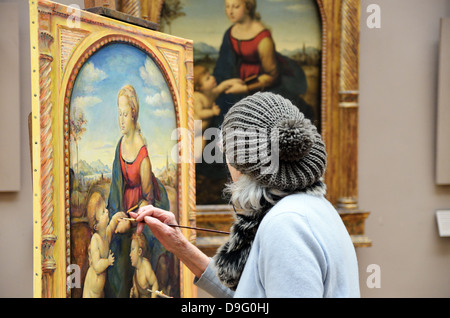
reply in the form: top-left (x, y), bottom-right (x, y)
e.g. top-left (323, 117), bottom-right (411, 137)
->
top-left (221, 92), bottom-right (327, 191)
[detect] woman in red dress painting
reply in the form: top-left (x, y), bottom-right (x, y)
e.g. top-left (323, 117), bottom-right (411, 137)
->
top-left (117, 84), bottom-right (159, 212)
top-left (222, 0), bottom-right (279, 95)
top-left (213, 0), bottom-right (311, 122)
top-left (105, 84), bottom-right (171, 298)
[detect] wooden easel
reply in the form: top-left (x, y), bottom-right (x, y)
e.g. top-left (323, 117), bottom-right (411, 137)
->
top-left (84, 0), bottom-right (159, 30)
top-left (84, 6), bottom-right (158, 30)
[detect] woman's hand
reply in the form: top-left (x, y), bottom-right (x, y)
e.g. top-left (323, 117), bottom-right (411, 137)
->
top-left (129, 205), bottom-right (186, 255)
top-left (225, 81), bottom-right (249, 95)
top-left (129, 205), bottom-right (211, 278)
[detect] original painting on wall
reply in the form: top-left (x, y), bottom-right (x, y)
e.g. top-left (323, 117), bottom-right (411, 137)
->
top-left (162, 0), bottom-right (322, 205)
top-left (30, 0), bottom-right (195, 298)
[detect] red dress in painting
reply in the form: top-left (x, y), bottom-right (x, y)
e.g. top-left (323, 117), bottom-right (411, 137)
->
top-left (119, 144), bottom-right (149, 211)
top-left (229, 29), bottom-right (273, 81)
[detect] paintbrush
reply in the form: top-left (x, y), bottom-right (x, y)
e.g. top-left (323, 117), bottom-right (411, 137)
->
top-left (120, 217), bottom-right (230, 235)
top-left (126, 204), bottom-right (140, 213)
top-left (147, 289), bottom-right (172, 298)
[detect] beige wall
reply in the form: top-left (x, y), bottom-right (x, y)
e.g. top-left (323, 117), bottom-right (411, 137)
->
top-left (357, 0), bottom-right (450, 297)
top-left (1, 0), bottom-right (449, 297)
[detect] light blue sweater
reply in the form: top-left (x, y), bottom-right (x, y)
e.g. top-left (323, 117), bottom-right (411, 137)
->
top-left (194, 193), bottom-right (360, 298)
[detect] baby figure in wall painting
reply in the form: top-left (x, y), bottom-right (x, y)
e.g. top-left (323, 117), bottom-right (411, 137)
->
top-left (193, 65), bottom-right (243, 160)
top-left (194, 65), bottom-right (244, 131)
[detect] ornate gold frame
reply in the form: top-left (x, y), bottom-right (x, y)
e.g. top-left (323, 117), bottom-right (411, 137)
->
top-left (137, 0), bottom-right (371, 251)
top-left (30, 0), bottom-right (195, 297)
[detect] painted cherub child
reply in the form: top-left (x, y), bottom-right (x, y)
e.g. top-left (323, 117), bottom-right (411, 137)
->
top-left (129, 232), bottom-right (159, 298)
top-left (193, 65), bottom-right (243, 160)
top-left (83, 192), bottom-right (126, 298)
top-left (194, 65), bottom-right (243, 131)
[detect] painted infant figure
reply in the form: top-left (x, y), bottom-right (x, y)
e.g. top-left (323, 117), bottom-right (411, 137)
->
top-left (129, 233), bottom-right (159, 298)
top-left (83, 192), bottom-right (126, 298)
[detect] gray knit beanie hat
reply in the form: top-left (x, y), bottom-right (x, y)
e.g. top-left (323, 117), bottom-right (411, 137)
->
top-left (221, 92), bottom-right (327, 191)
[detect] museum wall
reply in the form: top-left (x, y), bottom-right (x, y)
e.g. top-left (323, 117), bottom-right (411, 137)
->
top-left (357, 0), bottom-right (450, 297)
top-left (0, 0), bottom-right (449, 297)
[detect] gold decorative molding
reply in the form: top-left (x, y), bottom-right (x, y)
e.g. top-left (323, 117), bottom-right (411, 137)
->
top-left (185, 43), bottom-right (196, 244)
top-left (120, 0), bottom-right (141, 17)
top-left (59, 27), bottom-right (90, 75)
top-left (37, 2), bottom-right (57, 298)
top-left (337, 0), bottom-right (361, 210)
top-left (158, 46), bottom-right (180, 90)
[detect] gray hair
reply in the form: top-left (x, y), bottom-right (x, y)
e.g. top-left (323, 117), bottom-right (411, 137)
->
top-left (224, 174), bottom-right (290, 214)
top-left (224, 173), bottom-right (327, 215)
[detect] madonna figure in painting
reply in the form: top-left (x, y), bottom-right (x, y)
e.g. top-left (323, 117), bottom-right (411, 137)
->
top-left (213, 0), bottom-right (312, 126)
top-left (105, 84), bottom-right (173, 298)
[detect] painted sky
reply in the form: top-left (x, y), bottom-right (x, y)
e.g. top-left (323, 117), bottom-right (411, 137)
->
top-left (170, 0), bottom-right (322, 51)
top-left (69, 43), bottom-right (178, 171)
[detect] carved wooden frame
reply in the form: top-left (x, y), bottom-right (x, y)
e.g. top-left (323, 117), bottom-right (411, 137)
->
top-left (30, 0), bottom-right (196, 297)
top-left (137, 0), bottom-right (371, 251)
